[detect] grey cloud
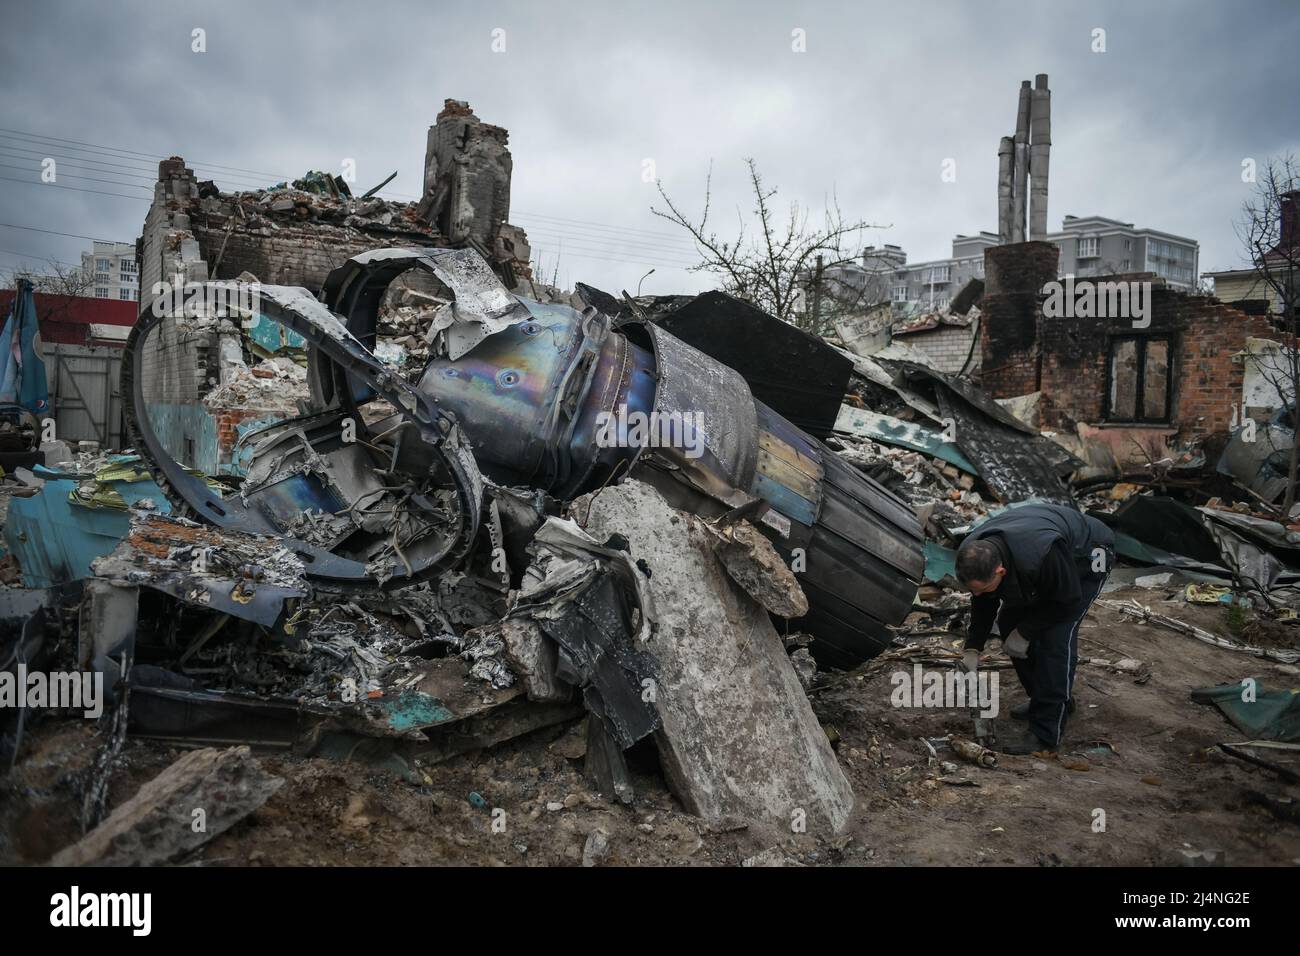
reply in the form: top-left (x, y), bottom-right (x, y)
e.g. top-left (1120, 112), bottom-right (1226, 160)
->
top-left (1, 0), bottom-right (1296, 294)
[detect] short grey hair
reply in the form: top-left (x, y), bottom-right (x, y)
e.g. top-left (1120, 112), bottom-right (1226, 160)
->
top-left (956, 539), bottom-right (1001, 584)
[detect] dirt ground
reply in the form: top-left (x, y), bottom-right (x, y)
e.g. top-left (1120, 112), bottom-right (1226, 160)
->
top-left (4, 585), bottom-right (1298, 867)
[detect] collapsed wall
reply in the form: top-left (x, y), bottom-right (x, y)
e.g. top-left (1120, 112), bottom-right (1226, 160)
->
top-left (133, 100), bottom-right (534, 473)
top-left (138, 101), bottom-right (529, 296)
top-left (419, 98), bottom-right (531, 280)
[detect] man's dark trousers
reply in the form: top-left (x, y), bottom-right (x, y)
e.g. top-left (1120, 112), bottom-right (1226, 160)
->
top-left (995, 566), bottom-right (1109, 748)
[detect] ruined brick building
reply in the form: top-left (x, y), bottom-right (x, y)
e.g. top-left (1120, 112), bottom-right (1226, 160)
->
top-left (978, 241), bottom-right (1277, 468)
top-left (132, 99), bottom-right (533, 473)
top-left (138, 98), bottom-right (529, 296)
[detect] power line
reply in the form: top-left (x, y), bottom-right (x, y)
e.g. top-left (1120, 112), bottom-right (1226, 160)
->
top-left (3, 128), bottom-right (701, 252)
top-left (517, 219), bottom-right (699, 254)
top-left (514, 208), bottom-right (695, 245)
top-left (0, 222), bottom-right (123, 243)
top-left (0, 140), bottom-right (171, 178)
top-left (0, 247), bottom-right (82, 270)
top-left (521, 232), bottom-right (698, 269)
top-left (0, 147), bottom-right (159, 183)
top-left (3, 128), bottom-right (711, 262)
top-left (0, 216), bottom-right (697, 277)
top-left (527, 244), bottom-right (695, 273)
top-left (0, 128), bottom-right (379, 198)
top-left (0, 134), bottom-right (296, 194)
top-left (0, 175), bottom-right (148, 202)
top-left (517, 227), bottom-right (702, 265)
top-left (0, 177), bottom-right (700, 268)
top-left (513, 217), bottom-right (701, 259)
top-left (0, 140), bottom-right (277, 193)
top-left (0, 127), bottom-right (293, 181)
top-left (0, 162), bottom-right (152, 193)
top-left (0, 128), bottom-right (712, 272)
top-left (0, 246), bottom-right (60, 261)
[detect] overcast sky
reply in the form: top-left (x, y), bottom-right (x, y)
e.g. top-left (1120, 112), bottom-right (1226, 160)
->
top-left (1, 0), bottom-right (1296, 296)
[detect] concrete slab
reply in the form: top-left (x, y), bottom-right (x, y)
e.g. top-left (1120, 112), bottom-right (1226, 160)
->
top-left (578, 479), bottom-right (855, 836)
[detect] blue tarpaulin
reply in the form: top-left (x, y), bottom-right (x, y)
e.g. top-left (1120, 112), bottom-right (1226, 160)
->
top-left (0, 279), bottom-right (50, 417)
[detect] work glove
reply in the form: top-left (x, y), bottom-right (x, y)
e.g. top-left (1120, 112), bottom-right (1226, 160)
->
top-left (1003, 629), bottom-right (1029, 659)
top-left (962, 648), bottom-right (980, 673)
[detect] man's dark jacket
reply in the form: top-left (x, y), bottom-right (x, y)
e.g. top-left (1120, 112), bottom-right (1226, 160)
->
top-left (961, 503), bottom-right (1115, 651)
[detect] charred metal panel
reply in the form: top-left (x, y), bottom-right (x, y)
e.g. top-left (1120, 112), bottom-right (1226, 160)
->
top-left (655, 291), bottom-right (852, 436)
top-left (935, 389), bottom-right (1073, 506)
top-left (775, 446), bottom-right (925, 669)
top-left (752, 403), bottom-right (822, 526)
top-left (893, 360), bottom-right (1039, 435)
top-left (1217, 419), bottom-right (1293, 503)
top-left (531, 570), bottom-right (660, 749)
top-left (884, 357), bottom-right (1077, 505)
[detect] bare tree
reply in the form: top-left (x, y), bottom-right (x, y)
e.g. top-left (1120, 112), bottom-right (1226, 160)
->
top-left (816, 256), bottom-right (896, 322)
top-left (3, 257), bottom-right (96, 326)
top-left (1235, 155), bottom-right (1300, 511)
top-left (652, 158), bottom-right (878, 333)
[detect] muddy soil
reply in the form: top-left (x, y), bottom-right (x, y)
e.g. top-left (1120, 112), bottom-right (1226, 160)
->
top-left (4, 586), bottom-right (1297, 867)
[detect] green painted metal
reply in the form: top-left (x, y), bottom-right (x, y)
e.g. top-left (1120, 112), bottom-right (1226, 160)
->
top-left (834, 406), bottom-right (977, 474)
top-left (383, 688), bottom-right (455, 732)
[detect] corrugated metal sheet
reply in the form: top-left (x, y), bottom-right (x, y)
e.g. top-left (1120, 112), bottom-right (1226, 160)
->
top-left (751, 399), bottom-right (925, 669)
top-left (936, 389), bottom-right (1073, 506)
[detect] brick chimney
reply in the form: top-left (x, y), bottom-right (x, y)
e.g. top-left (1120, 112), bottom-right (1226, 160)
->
top-left (1278, 190), bottom-right (1299, 256)
top-left (979, 240), bottom-right (1058, 397)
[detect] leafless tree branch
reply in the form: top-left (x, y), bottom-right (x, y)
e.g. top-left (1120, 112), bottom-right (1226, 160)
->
top-left (652, 158), bottom-right (883, 332)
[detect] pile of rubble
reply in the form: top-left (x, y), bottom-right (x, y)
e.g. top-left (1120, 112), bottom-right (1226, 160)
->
top-left (828, 435), bottom-right (988, 521)
top-left (4, 241), bottom-right (1299, 867)
top-left (212, 179), bottom-right (427, 236)
top-left (204, 357), bottom-right (308, 414)
top-left (3, 246), bottom-right (920, 860)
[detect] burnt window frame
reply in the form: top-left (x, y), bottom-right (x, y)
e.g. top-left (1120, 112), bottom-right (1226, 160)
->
top-left (1104, 334), bottom-right (1174, 425)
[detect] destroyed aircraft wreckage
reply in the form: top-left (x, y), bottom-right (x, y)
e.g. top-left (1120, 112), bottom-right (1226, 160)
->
top-left (123, 247), bottom-right (925, 669)
top-left (14, 225), bottom-right (1293, 841)
top-left (43, 244), bottom-right (928, 833)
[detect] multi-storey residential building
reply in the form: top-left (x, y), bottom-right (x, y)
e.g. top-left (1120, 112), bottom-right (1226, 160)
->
top-left (1051, 215), bottom-right (1198, 288)
top-left (80, 240), bottom-right (139, 302)
top-left (820, 237), bottom-right (992, 315)
top-left (819, 216), bottom-right (1200, 320)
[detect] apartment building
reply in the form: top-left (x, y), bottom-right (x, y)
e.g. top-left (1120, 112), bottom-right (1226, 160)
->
top-left (821, 215), bottom-right (1199, 318)
top-left (1052, 215), bottom-right (1198, 288)
top-left (80, 240), bottom-right (139, 302)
